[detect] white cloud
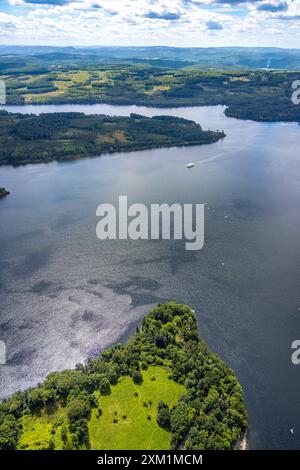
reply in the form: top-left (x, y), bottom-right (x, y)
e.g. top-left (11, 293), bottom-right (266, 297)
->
top-left (0, 0), bottom-right (299, 46)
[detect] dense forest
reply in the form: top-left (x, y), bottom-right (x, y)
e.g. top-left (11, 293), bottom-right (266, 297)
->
top-left (0, 302), bottom-right (247, 450)
top-left (0, 111), bottom-right (224, 166)
top-left (1, 54), bottom-right (300, 122)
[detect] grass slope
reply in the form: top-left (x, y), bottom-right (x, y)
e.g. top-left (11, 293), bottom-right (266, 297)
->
top-left (89, 366), bottom-right (185, 450)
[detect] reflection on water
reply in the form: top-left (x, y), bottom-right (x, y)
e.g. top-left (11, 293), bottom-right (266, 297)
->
top-left (0, 104), bottom-right (300, 449)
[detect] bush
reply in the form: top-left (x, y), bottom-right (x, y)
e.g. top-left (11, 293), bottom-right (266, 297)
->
top-left (0, 415), bottom-right (20, 450)
top-left (157, 401), bottom-right (168, 412)
top-left (61, 426), bottom-right (68, 444)
top-left (48, 438), bottom-right (55, 450)
top-left (66, 399), bottom-right (90, 423)
top-left (69, 418), bottom-right (89, 446)
top-left (99, 377), bottom-right (111, 395)
top-left (132, 371), bottom-right (143, 385)
top-left (108, 371), bottom-right (118, 385)
top-left (157, 403), bottom-right (171, 430)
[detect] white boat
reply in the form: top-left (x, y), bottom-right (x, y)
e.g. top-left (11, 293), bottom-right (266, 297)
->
top-left (186, 163), bottom-right (196, 169)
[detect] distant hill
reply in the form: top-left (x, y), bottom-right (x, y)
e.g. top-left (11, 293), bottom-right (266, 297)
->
top-left (0, 46), bottom-right (300, 70)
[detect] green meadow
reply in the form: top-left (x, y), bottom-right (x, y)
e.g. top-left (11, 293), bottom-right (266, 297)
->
top-left (18, 366), bottom-right (185, 450)
top-left (89, 366), bottom-right (185, 450)
top-left (18, 407), bottom-right (67, 450)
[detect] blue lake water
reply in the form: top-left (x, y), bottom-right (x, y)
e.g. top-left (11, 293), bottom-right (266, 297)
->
top-left (0, 104), bottom-right (300, 449)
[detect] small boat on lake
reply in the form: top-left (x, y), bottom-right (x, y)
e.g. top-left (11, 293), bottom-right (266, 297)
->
top-left (186, 162), bottom-right (196, 169)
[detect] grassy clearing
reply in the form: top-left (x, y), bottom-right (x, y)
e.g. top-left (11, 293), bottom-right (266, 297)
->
top-left (17, 366), bottom-right (185, 450)
top-left (25, 90), bottom-right (65, 102)
top-left (68, 71), bottom-right (90, 83)
top-left (144, 85), bottom-right (171, 95)
top-left (18, 407), bottom-right (67, 450)
top-left (89, 366), bottom-right (186, 450)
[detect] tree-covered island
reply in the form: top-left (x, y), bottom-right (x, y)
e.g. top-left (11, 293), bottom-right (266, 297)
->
top-left (0, 302), bottom-right (247, 450)
top-left (0, 187), bottom-right (9, 198)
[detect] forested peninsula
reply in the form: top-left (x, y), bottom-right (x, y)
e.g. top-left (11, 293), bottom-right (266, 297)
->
top-left (0, 111), bottom-right (225, 166)
top-left (0, 303), bottom-right (247, 451)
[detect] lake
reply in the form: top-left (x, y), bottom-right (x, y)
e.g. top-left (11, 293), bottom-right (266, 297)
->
top-left (0, 103), bottom-right (300, 449)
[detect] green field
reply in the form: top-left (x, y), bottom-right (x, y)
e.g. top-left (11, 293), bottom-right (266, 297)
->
top-left (17, 366), bottom-right (185, 450)
top-left (18, 407), bottom-right (67, 450)
top-left (89, 366), bottom-right (185, 450)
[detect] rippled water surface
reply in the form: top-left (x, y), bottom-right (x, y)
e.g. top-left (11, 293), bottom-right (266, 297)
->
top-left (0, 104), bottom-right (300, 449)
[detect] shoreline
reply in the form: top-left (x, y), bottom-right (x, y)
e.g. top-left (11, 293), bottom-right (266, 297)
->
top-left (241, 434), bottom-right (248, 450)
top-left (2, 99), bottom-right (300, 124)
top-left (1, 101), bottom-right (299, 125)
top-left (0, 110), bottom-right (225, 168)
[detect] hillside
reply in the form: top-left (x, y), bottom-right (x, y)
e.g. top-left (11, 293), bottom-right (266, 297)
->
top-left (0, 302), bottom-right (247, 450)
top-left (1, 60), bottom-right (299, 122)
top-left (1, 46), bottom-right (300, 70)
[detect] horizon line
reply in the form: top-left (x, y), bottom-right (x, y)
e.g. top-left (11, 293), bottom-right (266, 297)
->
top-left (0, 44), bottom-right (300, 51)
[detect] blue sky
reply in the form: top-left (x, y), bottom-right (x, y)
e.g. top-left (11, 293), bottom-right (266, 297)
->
top-left (0, 0), bottom-right (299, 47)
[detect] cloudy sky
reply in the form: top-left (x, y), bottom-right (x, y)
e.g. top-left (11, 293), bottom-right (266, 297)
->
top-left (0, 0), bottom-right (299, 47)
